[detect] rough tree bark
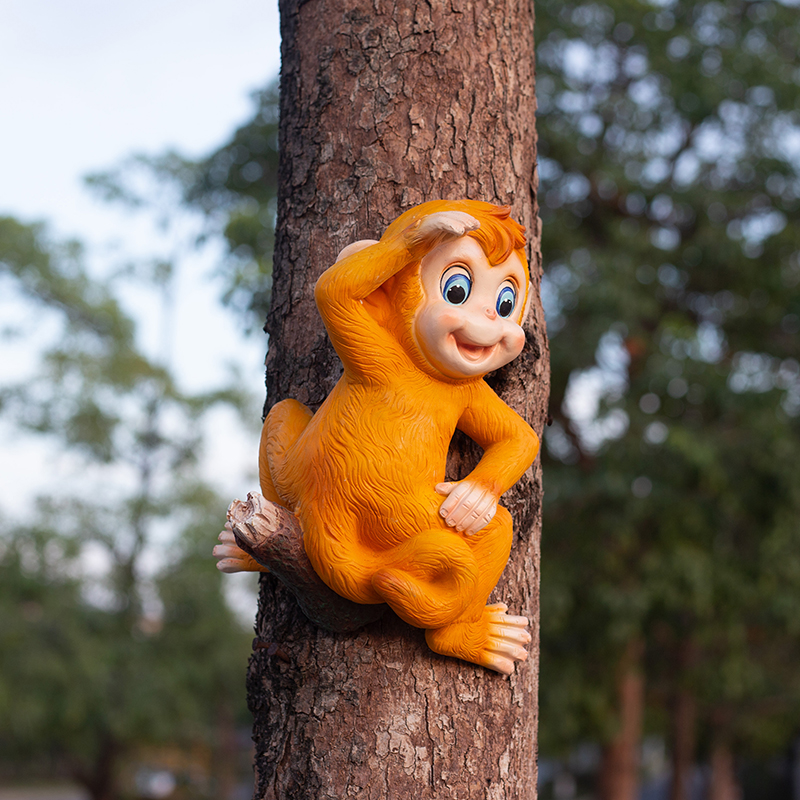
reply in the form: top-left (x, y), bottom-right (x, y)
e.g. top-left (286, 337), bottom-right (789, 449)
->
top-left (247, 2), bottom-right (548, 798)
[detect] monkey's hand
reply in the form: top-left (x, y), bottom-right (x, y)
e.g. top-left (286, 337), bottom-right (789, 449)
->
top-left (435, 480), bottom-right (498, 536)
top-left (405, 211), bottom-right (480, 255)
top-left (213, 522), bottom-right (269, 573)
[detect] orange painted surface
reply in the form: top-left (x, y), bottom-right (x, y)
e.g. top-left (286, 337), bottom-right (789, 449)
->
top-left (260, 201), bottom-right (539, 673)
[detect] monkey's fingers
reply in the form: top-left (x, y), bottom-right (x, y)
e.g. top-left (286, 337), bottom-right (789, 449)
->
top-left (461, 497), bottom-right (497, 536)
top-left (335, 238), bottom-right (379, 263)
top-left (438, 480), bottom-right (475, 516)
top-left (440, 483), bottom-right (495, 533)
top-left (440, 493), bottom-right (478, 528)
top-left (417, 211), bottom-right (480, 238)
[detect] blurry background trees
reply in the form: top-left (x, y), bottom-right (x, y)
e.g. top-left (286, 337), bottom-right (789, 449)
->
top-left (120, 0), bottom-right (800, 787)
top-left (0, 218), bottom-right (254, 799)
top-left (534, 0), bottom-right (800, 798)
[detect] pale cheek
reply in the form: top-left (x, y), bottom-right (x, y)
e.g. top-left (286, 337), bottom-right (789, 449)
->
top-left (508, 327), bottom-right (525, 355)
top-left (436, 309), bottom-right (462, 329)
top-left (416, 307), bottom-right (458, 359)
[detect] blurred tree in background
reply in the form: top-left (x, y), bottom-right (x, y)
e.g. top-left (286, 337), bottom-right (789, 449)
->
top-left (0, 218), bottom-right (253, 799)
top-left (534, 0), bottom-right (800, 798)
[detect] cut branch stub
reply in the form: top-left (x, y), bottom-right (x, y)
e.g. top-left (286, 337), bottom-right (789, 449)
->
top-left (227, 493), bottom-right (386, 633)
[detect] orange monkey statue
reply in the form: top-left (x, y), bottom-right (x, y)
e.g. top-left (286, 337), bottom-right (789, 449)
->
top-left (214, 199), bottom-right (540, 674)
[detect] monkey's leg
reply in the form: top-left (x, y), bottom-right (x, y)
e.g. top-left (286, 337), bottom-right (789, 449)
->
top-left (259, 398), bottom-right (313, 505)
top-left (370, 531), bottom-right (480, 629)
top-left (214, 399), bottom-right (313, 574)
top-left (228, 493), bottom-right (385, 631)
top-left (423, 507), bottom-right (531, 675)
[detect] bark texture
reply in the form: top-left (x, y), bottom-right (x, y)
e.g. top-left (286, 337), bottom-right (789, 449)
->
top-left (248, 1), bottom-right (547, 798)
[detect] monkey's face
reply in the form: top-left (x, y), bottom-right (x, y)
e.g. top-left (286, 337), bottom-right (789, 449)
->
top-left (414, 237), bottom-right (528, 380)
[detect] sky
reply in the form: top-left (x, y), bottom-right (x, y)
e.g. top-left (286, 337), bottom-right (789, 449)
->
top-left (0, 0), bottom-right (281, 610)
top-left (1, 0), bottom-right (280, 231)
top-left (0, 0), bottom-right (280, 391)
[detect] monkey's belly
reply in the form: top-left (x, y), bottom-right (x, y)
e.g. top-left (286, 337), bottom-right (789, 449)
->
top-left (299, 486), bottom-right (454, 606)
top-left (309, 461), bottom-right (444, 548)
top-left (293, 403), bottom-right (451, 536)
top-left (284, 383), bottom-right (462, 597)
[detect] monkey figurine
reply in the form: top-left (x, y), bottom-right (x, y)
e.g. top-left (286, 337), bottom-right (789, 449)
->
top-left (214, 199), bottom-right (540, 675)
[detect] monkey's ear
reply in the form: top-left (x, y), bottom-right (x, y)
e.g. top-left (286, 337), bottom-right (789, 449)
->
top-left (335, 239), bottom-right (380, 263)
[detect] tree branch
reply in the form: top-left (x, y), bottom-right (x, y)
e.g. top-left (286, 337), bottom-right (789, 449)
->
top-left (228, 493), bottom-right (386, 633)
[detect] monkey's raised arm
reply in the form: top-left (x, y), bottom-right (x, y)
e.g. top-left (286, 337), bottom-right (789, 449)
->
top-left (456, 382), bottom-right (540, 499)
top-left (315, 211), bottom-right (479, 379)
top-left (314, 236), bottom-right (411, 378)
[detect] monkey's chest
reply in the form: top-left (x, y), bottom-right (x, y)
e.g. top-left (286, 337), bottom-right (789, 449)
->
top-left (301, 385), bottom-right (458, 517)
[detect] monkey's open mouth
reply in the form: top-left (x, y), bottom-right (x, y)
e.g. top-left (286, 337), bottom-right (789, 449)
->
top-left (456, 340), bottom-right (495, 362)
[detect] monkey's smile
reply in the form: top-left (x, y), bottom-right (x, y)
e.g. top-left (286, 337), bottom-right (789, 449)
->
top-left (454, 337), bottom-right (496, 362)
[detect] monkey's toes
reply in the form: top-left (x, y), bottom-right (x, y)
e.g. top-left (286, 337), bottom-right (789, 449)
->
top-left (483, 643), bottom-right (529, 676)
top-left (215, 556), bottom-right (246, 574)
top-left (213, 542), bottom-right (244, 560)
top-left (487, 621), bottom-right (532, 646)
top-left (481, 605), bottom-right (531, 675)
top-left (218, 526), bottom-right (236, 545)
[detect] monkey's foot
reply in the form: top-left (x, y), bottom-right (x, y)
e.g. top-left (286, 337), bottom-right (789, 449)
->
top-left (425, 602), bottom-right (531, 676)
top-left (213, 523), bottom-right (269, 573)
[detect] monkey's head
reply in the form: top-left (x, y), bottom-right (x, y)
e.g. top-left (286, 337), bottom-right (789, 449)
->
top-left (383, 200), bottom-right (530, 382)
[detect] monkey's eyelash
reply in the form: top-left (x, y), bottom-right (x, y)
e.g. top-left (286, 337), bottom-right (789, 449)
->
top-left (439, 264), bottom-right (473, 289)
top-left (442, 263), bottom-right (471, 276)
top-left (496, 285), bottom-right (517, 318)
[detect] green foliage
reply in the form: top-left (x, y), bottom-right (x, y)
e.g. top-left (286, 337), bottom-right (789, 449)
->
top-left (536, 0), bottom-right (800, 763)
top-left (0, 218), bottom-right (252, 797)
top-left (86, 83), bottom-right (280, 331)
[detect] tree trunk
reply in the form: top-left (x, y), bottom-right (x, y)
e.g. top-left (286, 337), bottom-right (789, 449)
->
top-left (247, 1), bottom-right (547, 798)
top-left (72, 738), bottom-right (118, 800)
top-left (597, 640), bottom-right (644, 800)
top-left (708, 736), bottom-right (740, 800)
top-left (669, 688), bottom-right (696, 800)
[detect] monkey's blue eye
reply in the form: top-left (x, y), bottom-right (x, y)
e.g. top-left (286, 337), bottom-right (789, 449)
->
top-left (496, 285), bottom-right (516, 318)
top-left (442, 272), bottom-right (471, 305)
